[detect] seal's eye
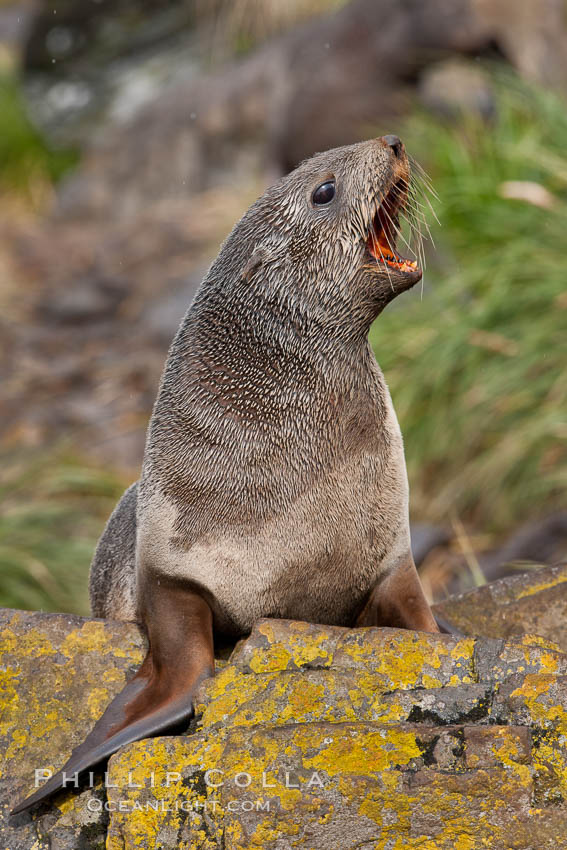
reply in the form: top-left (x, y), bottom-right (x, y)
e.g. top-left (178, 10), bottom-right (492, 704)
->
top-left (312, 180), bottom-right (335, 205)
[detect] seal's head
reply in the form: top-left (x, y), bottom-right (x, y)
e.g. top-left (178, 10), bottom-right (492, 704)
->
top-left (203, 136), bottom-right (430, 342)
top-left (285, 134), bottom-right (422, 284)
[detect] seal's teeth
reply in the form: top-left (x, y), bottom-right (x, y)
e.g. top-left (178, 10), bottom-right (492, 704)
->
top-left (366, 186), bottom-right (420, 273)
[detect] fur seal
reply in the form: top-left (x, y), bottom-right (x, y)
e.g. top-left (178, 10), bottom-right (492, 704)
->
top-left (13, 134), bottom-right (438, 815)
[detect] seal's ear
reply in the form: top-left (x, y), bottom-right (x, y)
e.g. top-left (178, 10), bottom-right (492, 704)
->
top-left (241, 247), bottom-right (267, 283)
top-left (11, 579), bottom-right (214, 815)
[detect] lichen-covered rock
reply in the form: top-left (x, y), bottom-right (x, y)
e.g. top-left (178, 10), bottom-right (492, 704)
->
top-left (0, 608), bottom-right (146, 849)
top-left (433, 563), bottom-right (567, 649)
top-left (103, 619), bottom-right (567, 849)
top-left (107, 722), bottom-right (559, 850)
top-left (3, 567), bottom-right (567, 848)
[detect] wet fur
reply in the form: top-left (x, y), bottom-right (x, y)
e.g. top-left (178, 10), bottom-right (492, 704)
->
top-left (13, 138), bottom-right (437, 815)
top-left (92, 138), bottom-right (421, 634)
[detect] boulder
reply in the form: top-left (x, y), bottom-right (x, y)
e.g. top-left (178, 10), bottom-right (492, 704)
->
top-left (3, 565), bottom-right (567, 847)
top-left (1, 608), bottom-right (145, 849)
top-left (106, 621), bottom-right (567, 848)
top-left (434, 562), bottom-right (567, 650)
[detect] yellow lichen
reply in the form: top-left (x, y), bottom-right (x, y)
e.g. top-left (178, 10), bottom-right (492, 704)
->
top-left (59, 620), bottom-right (141, 659)
top-left (1, 625), bottom-right (57, 658)
top-left (519, 633), bottom-right (564, 653)
top-left (300, 726), bottom-right (422, 776)
top-left (248, 642), bottom-right (292, 673)
top-left (515, 572), bottom-right (567, 600)
top-left (87, 687), bottom-right (111, 718)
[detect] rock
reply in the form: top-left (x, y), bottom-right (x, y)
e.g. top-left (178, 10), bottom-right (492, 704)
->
top-left (19, 0), bottom-right (567, 154)
top-left (418, 59), bottom-right (495, 119)
top-left (141, 268), bottom-right (205, 344)
top-left (3, 569), bottom-right (567, 847)
top-left (23, 0), bottom-right (195, 72)
top-left (33, 0), bottom-right (567, 217)
top-left (0, 1), bottom-right (35, 66)
top-left (102, 620), bottom-right (567, 848)
top-left (470, 0), bottom-right (567, 88)
top-left (418, 515), bottom-right (567, 599)
top-left (433, 562), bottom-right (567, 649)
top-left (479, 512), bottom-right (567, 583)
top-left (2, 187), bottom-right (253, 470)
top-left (40, 0), bottom-right (493, 215)
top-left (20, 0), bottom-right (199, 146)
top-left (1, 608), bottom-right (145, 849)
top-left (105, 722), bottom-right (561, 849)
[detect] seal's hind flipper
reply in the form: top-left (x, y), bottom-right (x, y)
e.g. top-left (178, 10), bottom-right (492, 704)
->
top-left (356, 553), bottom-right (439, 633)
top-left (12, 580), bottom-right (214, 815)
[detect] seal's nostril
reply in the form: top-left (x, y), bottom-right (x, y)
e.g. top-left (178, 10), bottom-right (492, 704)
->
top-left (383, 134), bottom-right (404, 159)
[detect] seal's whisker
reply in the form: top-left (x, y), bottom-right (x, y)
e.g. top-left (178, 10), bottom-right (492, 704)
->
top-left (402, 189), bottom-right (433, 220)
top-left (405, 218), bottom-right (425, 273)
top-left (380, 200), bottom-right (419, 262)
top-left (398, 198), bottom-right (427, 277)
top-left (413, 187), bottom-right (440, 233)
top-left (407, 176), bottom-right (440, 228)
top-left (398, 196), bottom-right (427, 248)
top-left (405, 199), bottom-right (435, 251)
top-left (422, 194), bottom-right (441, 229)
top-left (375, 195), bottom-right (402, 259)
top-left (385, 181), bottom-right (426, 268)
top-left (408, 156), bottom-right (440, 202)
top-left (396, 174), bottom-right (436, 225)
top-left (401, 214), bottom-right (426, 279)
top-left (400, 179), bottom-right (437, 252)
top-left (402, 165), bottom-right (441, 235)
top-left (380, 247), bottom-right (395, 293)
top-left (390, 180), bottom-right (421, 224)
top-left (414, 170), bottom-right (439, 204)
top-left (407, 214), bottom-right (429, 272)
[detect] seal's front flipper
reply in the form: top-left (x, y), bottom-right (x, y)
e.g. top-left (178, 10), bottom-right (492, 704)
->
top-left (356, 554), bottom-right (439, 633)
top-left (11, 579), bottom-right (214, 815)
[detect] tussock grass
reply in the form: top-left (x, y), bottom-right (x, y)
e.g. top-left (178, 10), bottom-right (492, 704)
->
top-left (371, 71), bottom-right (567, 532)
top-left (0, 452), bottom-right (126, 615)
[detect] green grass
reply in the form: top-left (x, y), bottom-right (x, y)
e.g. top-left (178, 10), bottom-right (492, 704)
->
top-left (371, 71), bottom-right (567, 532)
top-left (0, 73), bottom-right (78, 198)
top-left (0, 452), bottom-right (127, 615)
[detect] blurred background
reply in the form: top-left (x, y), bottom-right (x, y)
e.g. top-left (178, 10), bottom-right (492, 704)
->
top-left (0, 0), bottom-right (566, 616)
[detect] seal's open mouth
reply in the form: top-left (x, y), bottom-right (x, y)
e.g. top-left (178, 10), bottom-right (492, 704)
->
top-left (366, 180), bottom-right (420, 274)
